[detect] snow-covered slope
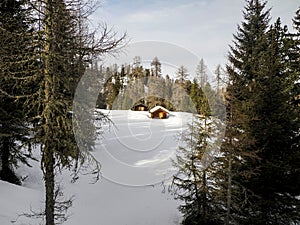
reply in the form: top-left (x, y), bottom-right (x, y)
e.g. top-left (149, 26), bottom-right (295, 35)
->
top-left (0, 110), bottom-right (193, 225)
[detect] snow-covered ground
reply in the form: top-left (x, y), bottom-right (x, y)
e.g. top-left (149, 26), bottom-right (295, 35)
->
top-left (0, 110), bottom-right (194, 225)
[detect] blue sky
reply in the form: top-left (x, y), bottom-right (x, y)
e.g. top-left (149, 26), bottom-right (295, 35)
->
top-left (92, 0), bottom-right (299, 74)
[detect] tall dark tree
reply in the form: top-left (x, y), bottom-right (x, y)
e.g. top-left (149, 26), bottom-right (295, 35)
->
top-left (291, 6), bottom-right (300, 108)
top-left (189, 79), bottom-right (209, 115)
top-left (226, 0), bottom-right (300, 224)
top-left (292, 5), bottom-right (300, 137)
top-left (216, 85), bottom-right (257, 225)
top-left (172, 93), bottom-right (222, 225)
top-left (225, 0), bottom-right (271, 223)
top-left (0, 0), bottom-right (36, 185)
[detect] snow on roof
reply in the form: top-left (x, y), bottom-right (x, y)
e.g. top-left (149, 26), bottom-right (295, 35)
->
top-left (149, 106), bottom-right (170, 114)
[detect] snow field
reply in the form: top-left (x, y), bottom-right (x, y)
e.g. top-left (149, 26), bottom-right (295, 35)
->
top-left (0, 110), bottom-right (194, 225)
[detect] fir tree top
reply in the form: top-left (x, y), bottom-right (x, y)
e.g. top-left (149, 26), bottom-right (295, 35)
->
top-left (293, 6), bottom-right (300, 31)
top-left (228, 0), bottom-right (271, 82)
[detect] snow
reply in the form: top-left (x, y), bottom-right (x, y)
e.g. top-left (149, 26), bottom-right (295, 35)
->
top-left (0, 110), bottom-right (193, 225)
top-left (149, 106), bottom-right (171, 114)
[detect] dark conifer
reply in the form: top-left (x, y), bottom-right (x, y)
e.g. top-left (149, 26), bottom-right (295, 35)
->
top-left (0, 0), bottom-right (36, 185)
top-left (226, 1), bottom-right (300, 223)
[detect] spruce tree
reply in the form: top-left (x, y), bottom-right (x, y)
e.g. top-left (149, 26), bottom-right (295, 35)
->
top-left (290, 6), bottom-right (300, 200)
top-left (189, 79), bottom-right (210, 115)
top-left (254, 18), bottom-right (300, 224)
top-left (173, 96), bottom-right (222, 225)
top-left (216, 85), bottom-right (257, 224)
top-left (291, 6), bottom-right (300, 108)
top-left (225, 0), bottom-right (271, 223)
top-left (0, 0), bottom-right (36, 185)
top-left (227, 1), bottom-right (300, 223)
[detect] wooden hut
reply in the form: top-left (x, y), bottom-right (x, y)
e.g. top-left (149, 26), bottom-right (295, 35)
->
top-left (149, 106), bottom-right (170, 119)
top-left (132, 103), bottom-right (149, 111)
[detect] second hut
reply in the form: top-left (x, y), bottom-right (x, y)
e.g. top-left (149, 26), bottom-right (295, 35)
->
top-left (149, 106), bottom-right (170, 119)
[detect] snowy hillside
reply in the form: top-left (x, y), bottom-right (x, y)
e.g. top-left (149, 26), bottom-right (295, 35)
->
top-left (0, 110), bottom-right (194, 225)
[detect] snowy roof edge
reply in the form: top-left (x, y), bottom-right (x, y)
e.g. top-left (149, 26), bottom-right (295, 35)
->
top-left (149, 106), bottom-right (170, 114)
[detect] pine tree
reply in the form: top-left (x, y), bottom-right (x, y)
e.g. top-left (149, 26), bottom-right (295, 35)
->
top-left (0, 0), bottom-right (36, 185)
top-left (292, 7), bottom-right (300, 31)
top-left (189, 79), bottom-right (209, 115)
top-left (150, 57), bottom-right (161, 77)
top-left (225, 0), bottom-right (271, 223)
top-left (214, 65), bottom-right (222, 94)
top-left (212, 65), bottom-right (226, 120)
top-left (252, 17), bottom-right (300, 225)
top-left (291, 6), bottom-right (300, 108)
top-left (173, 96), bottom-right (222, 225)
top-left (176, 65), bottom-right (189, 84)
top-left (216, 85), bottom-right (257, 225)
top-left (226, 1), bottom-right (300, 223)
top-left (196, 58), bottom-right (208, 89)
top-left (290, 6), bottom-right (300, 202)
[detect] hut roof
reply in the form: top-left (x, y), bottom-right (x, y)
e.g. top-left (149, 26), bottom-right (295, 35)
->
top-left (149, 106), bottom-right (170, 114)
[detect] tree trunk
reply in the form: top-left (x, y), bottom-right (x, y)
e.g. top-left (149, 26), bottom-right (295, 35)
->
top-left (45, 148), bottom-right (55, 225)
top-left (44, 1), bottom-right (55, 224)
top-left (225, 147), bottom-right (232, 225)
top-left (202, 171), bottom-right (207, 223)
top-left (0, 136), bottom-right (10, 180)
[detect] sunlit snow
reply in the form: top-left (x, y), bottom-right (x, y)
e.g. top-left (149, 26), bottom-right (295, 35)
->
top-left (0, 110), bottom-right (194, 225)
